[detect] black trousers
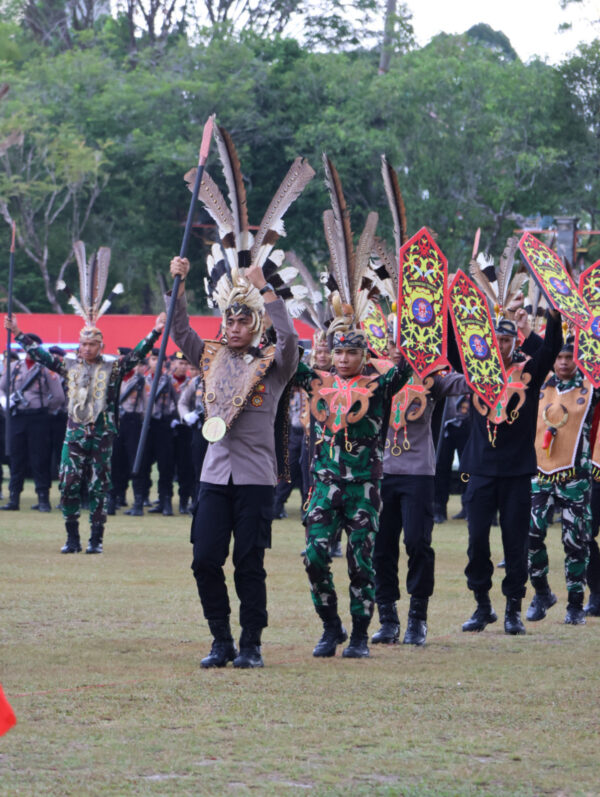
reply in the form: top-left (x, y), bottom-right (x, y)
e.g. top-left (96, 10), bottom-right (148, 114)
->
top-left (273, 426), bottom-right (309, 513)
top-left (137, 416), bottom-right (175, 500)
top-left (464, 474), bottom-right (532, 599)
top-left (191, 481), bottom-right (274, 631)
top-left (50, 411), bottom-right (67, 481)
top-left (374, 474), bottom-right (435, 604)
top-left (589, 480), bottom-right (600, 594)
top-left (434, 422), bottom-right (469, 515)
top-left (173, 424), bottom-right (194, 502)
top-left (111, 413), bottom-right (142, 497)
top-left (8, 411), bottom-right (51, 494)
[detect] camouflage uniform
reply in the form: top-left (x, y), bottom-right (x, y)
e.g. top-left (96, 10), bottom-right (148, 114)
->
top-left (529, 369), bottom-right (596, 602)
top-left (15, 330), bottom-right (160, 525)
top-left (294, 360), bottom-right (410, 619)
top-left (529, 475), bottom-right (591, 599)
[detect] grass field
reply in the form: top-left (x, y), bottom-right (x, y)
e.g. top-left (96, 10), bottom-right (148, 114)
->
top-left (1, 483), bottom-right (599, 796)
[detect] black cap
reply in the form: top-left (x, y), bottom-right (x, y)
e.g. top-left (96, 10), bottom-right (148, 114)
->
top-left (25, 333), bottom-right (42, 345)
top-left (118, 346), bottom-right (132, 355)
top-left (494, 319), bottom-right (518, 338)
top-left (49, 345), bottom-right (66, 356)
top-left (151, 348), bottom-right (160, 357)
top-left (172, 351), bottom-right (187, 361)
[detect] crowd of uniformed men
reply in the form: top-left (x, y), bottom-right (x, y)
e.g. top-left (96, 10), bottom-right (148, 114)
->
top-left (0, 343), bottom-right (207, 518)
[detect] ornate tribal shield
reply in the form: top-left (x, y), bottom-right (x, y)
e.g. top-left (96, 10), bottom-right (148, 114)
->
top-left (575, 260), bottom-right (600, 386)
top-left (361, 303), bottom-right (389, 356)
top-left (398, 227), bottom-right (448, 378)
top-left (518, 232), bottom-right (591, 330)
top-left (448, 270), bottom-right (506, 409)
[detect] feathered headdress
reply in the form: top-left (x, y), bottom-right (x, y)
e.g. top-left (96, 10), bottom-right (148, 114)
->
top-left (185, 126), bottom-right (314, 348)
top-left (56, 242), bottom-right (123, 342)
top-left (321, 154), bottom-right (380, 349)
top-left (468, 236), bottom-right (527, 325)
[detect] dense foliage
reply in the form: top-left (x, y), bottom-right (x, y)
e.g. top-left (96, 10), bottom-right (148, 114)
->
top-left (0, 2), bottom-right (598, 313)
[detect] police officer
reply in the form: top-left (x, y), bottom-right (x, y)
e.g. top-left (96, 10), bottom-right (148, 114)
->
top-left (0, 335), bottom-right (65, 512)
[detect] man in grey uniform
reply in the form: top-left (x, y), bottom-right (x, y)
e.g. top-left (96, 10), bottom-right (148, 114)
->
top-left (169, 255), bottom-right (299, 669)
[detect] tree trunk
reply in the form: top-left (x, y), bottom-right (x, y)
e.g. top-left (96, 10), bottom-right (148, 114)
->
top-left (378, 0), bottom-right (396, 75)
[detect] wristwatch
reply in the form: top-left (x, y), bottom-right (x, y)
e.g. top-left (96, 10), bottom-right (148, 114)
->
top-left (259, 283), bottom-right (275, 295)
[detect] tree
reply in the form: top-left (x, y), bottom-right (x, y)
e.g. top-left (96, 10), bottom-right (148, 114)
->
top-left (0, 98), bottom-right (108, 311)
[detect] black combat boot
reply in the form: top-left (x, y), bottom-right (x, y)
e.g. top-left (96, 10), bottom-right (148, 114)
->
top-left (342, 615), bottom-right (370, 658)
top-left (125, 494), bottom-right (144, 516)
top-left (1, 491), bottom-right (20, 511)
top-left (564, 592), bottom-right (586, 625)
top-left (117, 492), bottom-right (127, 508)
top-left (61, 519), bottom-right (81, 553)
top-left (86, 524), bottom-right (104, 554)
top-left (403, 597), bottom-right (428, 646)
top-left (584, 591), bottom-right (600, 617)
top-left (148, 499), bottom-right (164, 514)
top-left (371, 602), bottom-right (400, 644)
top-left (201, 620), bottom-right (238, 668)
top-left (233, 628), bottom-right (264, 668)
top-left (106, 493), bottom-right (116, 516)
top-left (36, 490), bottom-right (51, 512)
top-left (179, 497), bottom-right (190, 515)
top-left (504, 597), bottom-right (526, 635)
top-left (526, 579), bottom-right (557, 622)
top-left (462, 591), bottom-right (497, 632)
top-left (313, 606), bottom-right (348, 657)
top-left (162, 496), bottom-right (174, 517)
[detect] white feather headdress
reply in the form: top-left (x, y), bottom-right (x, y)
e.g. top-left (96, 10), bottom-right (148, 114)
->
top-left (56, 242), bottom-right (123, 339)
top-left (185, 126), bottom-right (315, 346)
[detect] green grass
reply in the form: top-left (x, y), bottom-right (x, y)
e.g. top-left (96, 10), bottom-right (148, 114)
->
top-left (1, 483), bottom-right (599, 796)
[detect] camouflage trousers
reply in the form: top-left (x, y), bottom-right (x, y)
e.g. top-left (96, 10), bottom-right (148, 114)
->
top-left (59, 427), bottom-right (113, 525)
top-left (529, 475), bottom-right (591, 598)
top-left (304, 478), bottom-right (381, 619)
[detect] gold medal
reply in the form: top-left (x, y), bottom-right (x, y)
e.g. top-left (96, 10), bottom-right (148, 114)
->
top-left (202, 416), bottom-right (227, 442)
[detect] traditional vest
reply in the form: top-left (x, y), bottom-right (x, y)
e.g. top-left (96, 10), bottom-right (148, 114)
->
top-left (200, 340), bottom-right (276, 441)
top-left (309, 371), bottom-right (379, 438)
top-left (64, 355), bottom-right (117, 426)
top-left (534, 375), bottom-right (592, 480)
top-left (386, 373), bottom-right (433, 456)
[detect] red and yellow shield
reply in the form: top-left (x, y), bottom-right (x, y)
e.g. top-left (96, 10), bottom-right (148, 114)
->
top-left (448, 270), bottom-right (506, 410)
top-left (575, 260), bottom-right (600, 386)
top-left (361, 303), bottom-right (389, 356)
top-left (398, 227), bottom-right (448, 378)
top-left (518, 232), bottom-right (591, 330)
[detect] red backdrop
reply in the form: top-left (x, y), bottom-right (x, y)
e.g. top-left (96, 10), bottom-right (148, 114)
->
top-left (10, 314), bottom-right (314, 354)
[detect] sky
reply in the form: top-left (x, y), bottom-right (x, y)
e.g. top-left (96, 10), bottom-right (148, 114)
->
top-left (409, 0), bottom-right (599, 64)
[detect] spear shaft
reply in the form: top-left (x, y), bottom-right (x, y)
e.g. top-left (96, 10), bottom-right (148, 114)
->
top-left (133, 114), bottom-right (215, 476)
top-left (5, 222), bottom-right (16, 457)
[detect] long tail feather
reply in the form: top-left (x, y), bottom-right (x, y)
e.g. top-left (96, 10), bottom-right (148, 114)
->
top-left (251, 157), bottom-right (315, 269)
top-left (72, 240), bottom-right (89, 318)
top-left (381, 154), bottom-right (407, 253)
top-left (214, 126), bottom-right (249, 252)
top-left (497, 236), bottom-right (519, 310)
top-left (353, 211), bottom-right (379, 300)
top-left (322, 155), bottom-right (354, 302)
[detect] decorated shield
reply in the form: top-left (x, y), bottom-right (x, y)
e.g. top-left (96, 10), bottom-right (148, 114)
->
top-left (361, 303), bottom-right (389, 356)
top-left (448, 270), bottom-right (506, 409)
top-left (575, 260), bottom-right (600, 386)
top-left (518, 232), bottom-right (592, 330)
top-left (398, 227), bottom-right (448, 378)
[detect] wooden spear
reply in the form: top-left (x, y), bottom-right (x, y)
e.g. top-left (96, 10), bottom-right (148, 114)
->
top-left (132, 114), bottom-right (215, 476)
top-left (5, 221), bottom-right (16, 457)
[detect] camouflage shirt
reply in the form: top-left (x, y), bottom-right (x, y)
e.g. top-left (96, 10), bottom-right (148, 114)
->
top-left (15, 329), bottom-right (160, 435)
top-left (294, 361), bottom-right (411, 484)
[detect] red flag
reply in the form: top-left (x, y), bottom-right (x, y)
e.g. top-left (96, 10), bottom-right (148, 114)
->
top-left (0, 683), bottom-right (17, 735)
